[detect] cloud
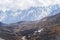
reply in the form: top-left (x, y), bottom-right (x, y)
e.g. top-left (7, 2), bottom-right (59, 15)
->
top-left (0, 0), bottom-right (60, 10)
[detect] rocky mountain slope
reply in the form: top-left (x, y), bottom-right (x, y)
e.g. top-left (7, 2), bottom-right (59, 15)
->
top-left (0, 13), bottom-right (60, 40)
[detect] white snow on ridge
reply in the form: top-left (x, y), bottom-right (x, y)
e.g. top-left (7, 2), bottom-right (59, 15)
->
top-left (38, 28), bottom-right (44, 32)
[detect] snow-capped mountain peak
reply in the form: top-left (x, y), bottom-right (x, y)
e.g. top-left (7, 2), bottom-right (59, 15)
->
top-left (0, 4), bottom-right (60, 24)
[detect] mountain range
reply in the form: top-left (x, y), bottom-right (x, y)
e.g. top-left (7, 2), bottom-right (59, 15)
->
top-left (0, 4), bottom-right (60, 24)
top-left (0, 13), bottom-right (60, 40)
